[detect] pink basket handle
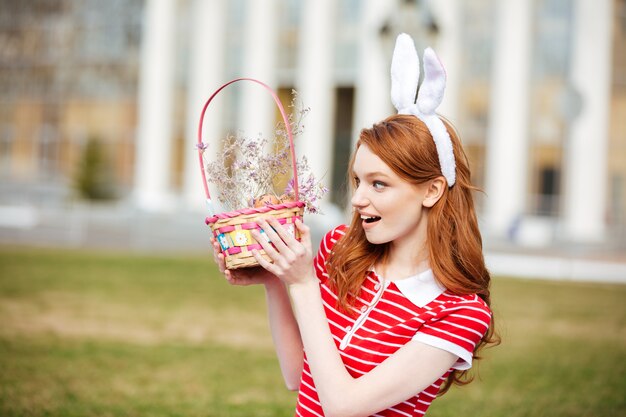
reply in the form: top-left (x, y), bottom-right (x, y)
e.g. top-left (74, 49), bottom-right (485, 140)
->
top-left (197, 78), bottom-right (300, 208)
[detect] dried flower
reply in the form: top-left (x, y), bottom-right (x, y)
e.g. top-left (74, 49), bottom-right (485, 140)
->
top-left (200, 92), bottom-right (327, 213)
top-left (195, 142), bottom-right (208, 151)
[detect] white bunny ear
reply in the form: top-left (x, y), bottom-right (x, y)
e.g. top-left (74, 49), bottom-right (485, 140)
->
top-left (416, 47), bottom-right (446, 115)
top-left (388, 43), bottom-right (457, 187)
top-left (391, 33), bottom-right (420, 112)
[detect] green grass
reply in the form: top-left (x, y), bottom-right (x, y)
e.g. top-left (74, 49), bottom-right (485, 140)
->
top-left (434, 276), bottom-right (626, 417)
top-left (0, 246), bottom-right (624, 417)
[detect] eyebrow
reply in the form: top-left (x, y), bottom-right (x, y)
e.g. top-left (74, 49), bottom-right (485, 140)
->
top-left (352, 170), bottom-right (392, 179)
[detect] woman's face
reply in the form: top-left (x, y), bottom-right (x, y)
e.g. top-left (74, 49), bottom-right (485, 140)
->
top-left (351, 144), bottom-right (430, 248)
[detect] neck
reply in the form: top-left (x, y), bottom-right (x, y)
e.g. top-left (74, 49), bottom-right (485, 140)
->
top-left (381, 239), bottom-right (430, 281)
top-left (376, 209), bottom-right (431, 280)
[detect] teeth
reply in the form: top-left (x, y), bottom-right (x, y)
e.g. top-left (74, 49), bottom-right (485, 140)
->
top-left (360, 215), bottom-right (381, 223)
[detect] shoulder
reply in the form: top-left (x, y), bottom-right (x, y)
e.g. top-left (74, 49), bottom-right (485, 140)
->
top-left (413, 293), bottom-right (491, 370)
top-left (318, 224), bottom-right (348, 257)
top-left (436, 292), bottom-right (492, 326)
top-left (431, 291), bottom-right (492, 338)
top-left (314, 225), bottom-right (348, 281)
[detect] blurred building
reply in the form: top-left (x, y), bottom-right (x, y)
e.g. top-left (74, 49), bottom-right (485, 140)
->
top-left (0, 0), bottom-right (624, 249)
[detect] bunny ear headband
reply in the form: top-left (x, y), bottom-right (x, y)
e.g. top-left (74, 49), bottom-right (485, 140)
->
top-left (390, 33), bottom-right (456, 187)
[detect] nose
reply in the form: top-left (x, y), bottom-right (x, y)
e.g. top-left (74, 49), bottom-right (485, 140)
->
top-left (351, 185), bottom-right (368, 209)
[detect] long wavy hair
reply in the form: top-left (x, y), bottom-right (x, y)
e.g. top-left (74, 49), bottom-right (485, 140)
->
top-left (327, 114), bottom-right (498, 394)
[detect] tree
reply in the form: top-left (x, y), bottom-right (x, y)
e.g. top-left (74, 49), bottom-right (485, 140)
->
top-left (74, 136), bottom-right (116, 200)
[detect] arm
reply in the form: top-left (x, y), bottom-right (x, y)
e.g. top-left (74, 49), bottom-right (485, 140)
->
top-left (263, 278), bottom-right (304, 390)
top-left (251, 219), bottom-right (458, 417)
top-left (289, 280), bottom-right (456, 417)
top-left (211, 239), bottom-right (303, 390)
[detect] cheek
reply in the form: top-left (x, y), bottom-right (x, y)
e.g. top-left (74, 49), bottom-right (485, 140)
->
top-left (381, 190), bottom-right (414, 209)
top-left (387, 196), bottom-right (424, 222)
top-left (376, 198), bottom-right (405, 222)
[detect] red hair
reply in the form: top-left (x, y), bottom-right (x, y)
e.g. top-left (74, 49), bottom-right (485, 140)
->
top-left (327, 114), bottom-right (498, 394)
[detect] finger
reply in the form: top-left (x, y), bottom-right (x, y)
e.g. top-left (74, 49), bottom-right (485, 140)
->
top-left (211, 238), bottom-right (221, 259)
top-left (210, 238), bottom-right (230, 273)
top-left (295, 219), bottom-right (313, 254)
top-left (211, 247), bottom-right (220, 265)
top-left (217, 253), bottom-right (227, 274)
top-left (259, 218), bottom-right (300, 269)
top-left (257, 217), bottom-right (293, 254)
top-left (211, 240), bottom-right (226, 270)
top-left (252, 249), bottom-right (278, 275)
top-left (257, 219), bottom-right (291, 255)
top-left (225, 268), bottom-right (245, 285)
top-left (267, 216), bottom-right (299, 246)
top-left (224, 269), bottom-right (233, 282)
top-left (251, 228), bottom-right (280, 261)
top-left (266, 217), bottom-right (308, 265)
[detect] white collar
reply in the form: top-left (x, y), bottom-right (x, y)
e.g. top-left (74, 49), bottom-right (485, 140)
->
top-left (378, 269), bottom-right (446, 307)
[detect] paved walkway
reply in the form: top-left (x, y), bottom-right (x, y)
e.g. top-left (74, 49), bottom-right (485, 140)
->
top-left (1, 203), bottom-right (624, 284)
top-left (485, 251), bottom-right (626, 284)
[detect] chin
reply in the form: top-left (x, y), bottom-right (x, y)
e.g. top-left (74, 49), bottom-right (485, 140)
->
top-left (363, 231), bottom-right (392, 245)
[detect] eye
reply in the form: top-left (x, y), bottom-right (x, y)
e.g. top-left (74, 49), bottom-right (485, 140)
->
top-left (373, 181), bottom-right (386, 190)
top-left (353, 177), bottom-right (360, 187)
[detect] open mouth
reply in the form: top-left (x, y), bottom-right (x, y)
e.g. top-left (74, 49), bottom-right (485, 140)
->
top-left (361, 215), bottom-right (381, 224)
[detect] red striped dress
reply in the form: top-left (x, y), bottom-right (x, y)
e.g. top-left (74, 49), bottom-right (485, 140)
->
top-left (294, 225), bottom-right (492, 417)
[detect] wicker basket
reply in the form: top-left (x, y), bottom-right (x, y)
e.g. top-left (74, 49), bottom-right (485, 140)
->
top-left (197, 78), bottom-right (305, 269)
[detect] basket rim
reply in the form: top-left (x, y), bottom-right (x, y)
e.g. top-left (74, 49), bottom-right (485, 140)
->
top-left (205, 201), bottom-right (305, 225)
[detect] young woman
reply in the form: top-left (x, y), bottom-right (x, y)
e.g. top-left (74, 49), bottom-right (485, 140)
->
top-left (211, 35), bottom-right (497, 417)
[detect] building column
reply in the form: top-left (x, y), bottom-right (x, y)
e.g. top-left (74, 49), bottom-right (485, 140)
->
top-left (352, 0), bottom-right (396, 147)
top-left (295, 0), bottom-right (336, 201)
top-left (134, 0), bottom-right (176, 211)
top-left (182, 0), bottom-right (227, 211)
top-left (563, 0), bottom-right (613, 241)
top-left (238, 0), bottom-right (278, 142)
top-left (484, 0), bottom-right (533, 239)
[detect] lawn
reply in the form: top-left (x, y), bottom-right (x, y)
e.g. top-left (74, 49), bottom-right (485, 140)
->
top-left (0, 246), bottom-right (624, 417)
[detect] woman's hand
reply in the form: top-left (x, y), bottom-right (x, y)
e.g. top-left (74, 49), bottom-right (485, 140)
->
top-left (250, 218), bottom-right (315, 286)
top-left (210, 237), bottom-right (277, 286)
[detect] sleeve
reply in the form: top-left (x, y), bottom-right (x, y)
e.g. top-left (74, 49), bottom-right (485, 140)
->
top-left (313, 225), bottom-right (348, 284)
top-left (411, 300), bottom-right (492, 370)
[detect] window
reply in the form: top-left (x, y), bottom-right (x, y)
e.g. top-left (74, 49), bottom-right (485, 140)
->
top-left (331, 87), bottom-right (354, 207)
